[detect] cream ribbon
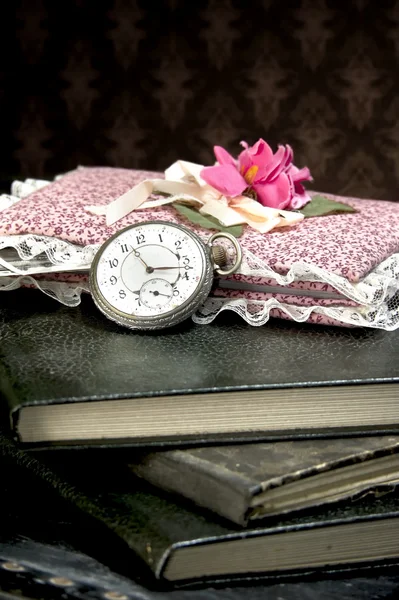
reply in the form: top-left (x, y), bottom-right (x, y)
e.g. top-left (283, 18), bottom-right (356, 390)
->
top-left (85, 160), bottom-right (304, 233)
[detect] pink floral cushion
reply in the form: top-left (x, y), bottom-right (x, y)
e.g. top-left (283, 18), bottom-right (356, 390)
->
top-left (1, 166), bottom-right (399, 283)
top-left (1, 166), bottom-right (399, 329)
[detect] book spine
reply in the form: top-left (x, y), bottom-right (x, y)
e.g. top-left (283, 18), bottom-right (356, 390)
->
top-left (130, 451), bottom-right (255, 526)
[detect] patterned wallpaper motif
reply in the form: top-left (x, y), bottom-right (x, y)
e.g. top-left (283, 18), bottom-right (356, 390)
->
top-left (2, 0), bottom-right (399, 199)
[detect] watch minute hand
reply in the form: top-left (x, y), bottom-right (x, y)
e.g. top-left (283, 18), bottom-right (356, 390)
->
top-left (152, 266), bottom-right (181, 270)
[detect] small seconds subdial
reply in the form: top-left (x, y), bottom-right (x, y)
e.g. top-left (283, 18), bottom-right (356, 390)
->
top-left (140, 278), bottom-right (173, 309)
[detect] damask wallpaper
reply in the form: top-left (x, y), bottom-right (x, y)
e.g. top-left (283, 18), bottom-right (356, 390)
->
top-left (2, 0), bottom-right (399, 200)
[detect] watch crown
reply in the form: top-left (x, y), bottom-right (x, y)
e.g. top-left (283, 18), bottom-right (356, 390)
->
top-left (211, 245), bottom-right (227, 269)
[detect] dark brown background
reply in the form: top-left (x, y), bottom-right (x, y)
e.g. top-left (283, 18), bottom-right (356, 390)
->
top-left (2, 0), bottom-right (399, 199)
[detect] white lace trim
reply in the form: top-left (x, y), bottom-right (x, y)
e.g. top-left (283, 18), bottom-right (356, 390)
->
top-left (0, 179), bottom-right (99, 275)
top-left (194, 293), bottom-right (399, 330)
top-left (238, 249), bottom-right (399, 307)
top-left (199, 250), bottom-right (399, 330)
top-left (2, 273), bottom-right (397, 329)
top-left (0, 195), bottom-right (21, 211)
top-left (10, 178), bottom-right (51, 198)
top-left (0, 235), bottom-right (99, 276)
top-left (0, 232), bottom-right (397, 307)
top-left (0, 276), bottom-right (89, 306)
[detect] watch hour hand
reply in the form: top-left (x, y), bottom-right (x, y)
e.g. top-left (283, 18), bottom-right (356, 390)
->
top-left (134, 250), bottom-right (154, 273)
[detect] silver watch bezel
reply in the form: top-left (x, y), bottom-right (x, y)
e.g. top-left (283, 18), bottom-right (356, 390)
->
top-left (89, 221), bottom-right (214, 330)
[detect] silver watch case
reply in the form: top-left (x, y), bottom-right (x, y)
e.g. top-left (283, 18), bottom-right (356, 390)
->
top-left (89, 221), bottom-right (214, 330)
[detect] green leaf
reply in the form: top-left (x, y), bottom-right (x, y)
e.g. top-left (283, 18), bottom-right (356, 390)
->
top-left (299, 195), bottom-right (358, 218)
top-left (172, 203), bottom-right (243, 237)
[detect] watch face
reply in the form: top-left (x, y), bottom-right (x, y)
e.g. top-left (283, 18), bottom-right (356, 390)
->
top-left (90, 221), bottom-right (213, 329)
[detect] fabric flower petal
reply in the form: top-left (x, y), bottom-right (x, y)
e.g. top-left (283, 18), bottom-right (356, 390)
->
top-left (246, 138), bottom-right (273, 161)
top-left (289, 191), bottom-right (312, 210)
top-left (282, 144), bottom-right (294, 169)
top-left (200, 164), bottom-right (248, 197)
top-left (213, 146), bottom-right (237, 166)
top-left (238, 138), bottom-right (274, 175)
top-left (254, 172), bottom-right (292, 210)
top-left (288, 164), bottom-right (313, 183)
top-left (256, 145), bottom-right (288, 182)
top-left (285, 164), bottom-right (312, 209)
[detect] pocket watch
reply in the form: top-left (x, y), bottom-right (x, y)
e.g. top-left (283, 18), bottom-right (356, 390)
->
top-left (89, 221), bottom-right (242, 330)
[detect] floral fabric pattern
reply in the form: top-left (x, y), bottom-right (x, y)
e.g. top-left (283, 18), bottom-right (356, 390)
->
top-left (1, 166), bottom-right (399, 329)
top-left (1, 167), bottom-right (399, 284)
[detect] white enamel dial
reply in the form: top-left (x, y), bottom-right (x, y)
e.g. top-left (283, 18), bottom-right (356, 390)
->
top-left (90, 221), bottom-right (213, 329)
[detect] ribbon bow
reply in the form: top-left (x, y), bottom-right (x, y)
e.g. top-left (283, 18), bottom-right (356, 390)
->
top-left (85, 160), bottom-right (304, 233)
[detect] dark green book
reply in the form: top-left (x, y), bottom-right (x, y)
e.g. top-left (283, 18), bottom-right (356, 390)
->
top-left (0, 441), bottom-right (398, 600)
top-left (1, 290), bottom-right (399, 448)
top-left (1, 433), bottom-right (398, 591)
top-left (129, 436), bottom-right (399, 525)
top-left (12, 449), bottom-right (399, 586)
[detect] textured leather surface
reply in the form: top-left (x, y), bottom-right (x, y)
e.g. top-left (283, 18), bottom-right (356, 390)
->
top-left (7, 444), bottom-right (399, 584)
top-left (129, 436), bottom-right (399, 525)
top-left (2, 462), bottom-right (399, 599)
top-left (1, 289), bottom-right (399, 411)
top-left (1, 535), bottom-right (399, 600)
top-left (2, 432), bottom-right (399, 598)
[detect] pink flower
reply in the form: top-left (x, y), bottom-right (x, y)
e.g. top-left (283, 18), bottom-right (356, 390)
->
top-left (200, 139), bottom-right (312, 210)
top-left (287, 164), bottom-right (313, 209)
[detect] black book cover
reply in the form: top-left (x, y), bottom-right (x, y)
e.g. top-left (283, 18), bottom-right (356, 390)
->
top-left (1, 431), bottom-right (399, 595)
top-left (129, 436), bottom-right (399, 525)
top-left (1, 290), bottom-right (399, 448)
top-left (13, 448), bottom-right (399, 586)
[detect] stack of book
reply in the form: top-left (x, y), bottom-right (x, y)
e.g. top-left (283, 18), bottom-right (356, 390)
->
top-left (1, 288), bottom-right (399, 587)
